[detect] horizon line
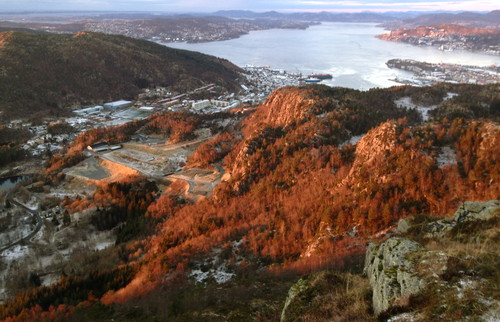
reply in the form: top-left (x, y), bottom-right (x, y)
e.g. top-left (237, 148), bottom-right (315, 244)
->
top-left (0, 9), bottom-right (496, 14)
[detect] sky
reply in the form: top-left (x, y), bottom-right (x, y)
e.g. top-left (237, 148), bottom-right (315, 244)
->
top-left (0, 0), bottom-right (498, 13)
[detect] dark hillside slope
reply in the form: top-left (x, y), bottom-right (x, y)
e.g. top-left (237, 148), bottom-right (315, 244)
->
top-left (0, 31), bottom-right (241, 120)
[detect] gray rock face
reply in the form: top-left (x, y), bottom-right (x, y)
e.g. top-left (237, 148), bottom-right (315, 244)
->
top-left (425, 200), bottom-right (499, 238)
top-left (453, 200), bottom-right (499, 223)
top-left (364, 237), bottom-right (426, 315)
top-left (366, 200), bottom-right (499, 316)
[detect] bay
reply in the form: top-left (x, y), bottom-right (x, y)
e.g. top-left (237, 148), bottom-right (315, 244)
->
top-left (164, 22), bottom-right (500, 90)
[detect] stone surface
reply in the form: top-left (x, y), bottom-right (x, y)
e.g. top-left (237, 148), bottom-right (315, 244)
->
top-left (364, 237), bottom-right (426, 315)
top-left (425, 200), bottom-right (499, 238)
top-left (365, 200), bottom-right (499, 316)
top-left (396, 216), bottom-right (414, 234)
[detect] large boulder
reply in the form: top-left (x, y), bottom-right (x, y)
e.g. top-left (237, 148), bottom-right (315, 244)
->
top-left (364, 237), bottom-right (426, 315)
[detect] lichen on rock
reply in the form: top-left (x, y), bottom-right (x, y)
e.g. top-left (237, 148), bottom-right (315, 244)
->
top-left (364, 237), bottom-right (426, 315)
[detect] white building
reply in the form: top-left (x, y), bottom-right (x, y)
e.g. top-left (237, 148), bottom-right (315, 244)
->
top-left (104, 100), bottom-right (133, 109)
top-left (192, 100), bottom-right (211, 110)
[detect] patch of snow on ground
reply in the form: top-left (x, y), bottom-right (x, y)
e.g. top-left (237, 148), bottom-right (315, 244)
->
top-left (394, 97), bottom-right (437, 122)
top-left (190, 269), bottom-right (210, 284)
top-left (480, 299), bottom-right (500, 322)
top-left (340, 134), bottom-right (365, 148)
top-left (212, 266), bottom-right (235, 284)
top-left (41, 274), bottom-right (60, 287)
top-left (387, 312), bottom-right (419, 322)
top-left (95, 241), bottom-right (114, 251)
top-left (189, 247), bottom-right (236, 284)
top-left (455, 278), bottom-right (478, 299)
top-left (445, 92), bottom-right (459, 100)
top-left (1, 244), bottom-right (30, 260)
top-left (437, 146), bottom-right (457, 168)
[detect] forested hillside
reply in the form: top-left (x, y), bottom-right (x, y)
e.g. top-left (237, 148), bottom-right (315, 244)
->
top-left (1, 83), bottom-right (498, 320)
top-left (0, 31), bottom-right (241, 121)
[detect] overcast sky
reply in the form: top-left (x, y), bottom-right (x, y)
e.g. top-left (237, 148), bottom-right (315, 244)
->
top-left (0, 0), bottom-right (498, 13)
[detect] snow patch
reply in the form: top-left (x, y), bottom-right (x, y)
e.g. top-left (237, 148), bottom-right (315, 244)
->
top-left (394, 97), bottom-right (437, 122)
top-left (340, 134), bottom-right (365, 148)
top-left (455, 278), bottom-right (478, 299)
top-left (1, 244), bottom-right (30, 260)
top-left (437, 146), bottom-right (457, 168)
top-left (41, 274), bottom-right (60, 287)
top-left (189, 247), bottom-right (237, 284)
top-left (387, 312), bottom-right (419, 322)
top-left (95, 241), bottom-right (114, 251)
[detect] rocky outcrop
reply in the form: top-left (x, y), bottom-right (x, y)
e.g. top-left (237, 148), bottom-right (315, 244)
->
top-left (398, 200), bottom-right (500, 237)
top-left (351, 121), bottom-right (397, 170)
top-left (364, 237), bottom-right (426, 315)
top-left (223, 87), bottom-right (322, 189)
top-left (259, 87), bottom-right (316, 129)
top-left (340, 121), bottom-right (402, 188)
top-left (366, 200), bottom-right (500, 316)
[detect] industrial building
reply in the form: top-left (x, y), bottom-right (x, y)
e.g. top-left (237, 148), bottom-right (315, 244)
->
top-left (74, 106), bottom-right (103, 115)
top-left (103, 100), bottom-right (133, 109)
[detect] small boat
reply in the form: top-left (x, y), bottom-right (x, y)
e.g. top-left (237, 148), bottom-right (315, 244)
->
top-left (308, 73), bottom-right (333, 80)
top-left (304, 78), bottom-right (322, 83)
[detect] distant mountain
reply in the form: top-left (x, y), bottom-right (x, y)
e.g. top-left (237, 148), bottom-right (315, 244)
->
top-left (381, 10), bottom-right (500, 30)
top-left (0, 31), bottom-right (242, 121)
top-left (214, 10), bottom-right (399, 22)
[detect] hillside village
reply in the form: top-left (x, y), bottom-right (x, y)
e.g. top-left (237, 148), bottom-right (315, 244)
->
top-left (4, 66), bottom-right (302, 164)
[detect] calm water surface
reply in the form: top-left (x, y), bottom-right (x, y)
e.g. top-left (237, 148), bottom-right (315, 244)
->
top-left (0, 175), bottom-right (32, 192)
top-left (165, 23), bottom-right (500, 90)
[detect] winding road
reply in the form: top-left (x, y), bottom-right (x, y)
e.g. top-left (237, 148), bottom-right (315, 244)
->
top-left (0, 191), bottom-right (43, 252)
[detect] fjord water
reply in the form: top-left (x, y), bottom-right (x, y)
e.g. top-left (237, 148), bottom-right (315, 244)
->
top-left (165, 22), bottom-right (500, 90)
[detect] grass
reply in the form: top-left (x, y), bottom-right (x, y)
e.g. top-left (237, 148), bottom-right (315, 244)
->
top-left (399, 211), bottom-right (500, 320)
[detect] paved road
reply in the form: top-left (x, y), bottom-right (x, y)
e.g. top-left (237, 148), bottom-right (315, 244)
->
top-left (0, 191), bottom-right (43, 252)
